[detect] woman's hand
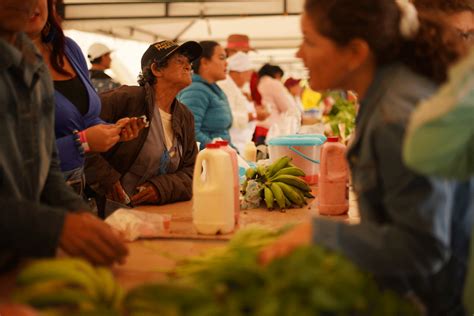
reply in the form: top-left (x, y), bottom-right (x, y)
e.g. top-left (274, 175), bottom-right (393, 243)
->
top-left (131, 182), bottom-right (159, 206)
top-left (116, 117), bottom-right (147, 142)
top-left (106, 181), bottom-right (130, 205)
top-left (259, 221), bottom-right (313, 265)
top-left (84, 124), bottom-right (121, 152)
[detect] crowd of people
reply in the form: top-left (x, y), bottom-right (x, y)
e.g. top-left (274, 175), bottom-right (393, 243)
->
top-left (0, 0), bottom-right (473, 314)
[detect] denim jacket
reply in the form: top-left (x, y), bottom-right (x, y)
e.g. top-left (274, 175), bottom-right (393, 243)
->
top-left (312, 63), bottom-right (474, 315)
top-left (0, 34), bottom-right (89, 262)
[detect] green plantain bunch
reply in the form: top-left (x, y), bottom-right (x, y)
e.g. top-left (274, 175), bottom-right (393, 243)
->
top-left (243, 156), bottom-right (314, 210)
top-left (13, 258), bottom-right (123, 316)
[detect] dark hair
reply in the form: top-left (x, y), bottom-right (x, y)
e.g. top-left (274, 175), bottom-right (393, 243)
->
top-left (42, 0), bottom-right (69, 76)
top-left (414, 0), bottom-right (474, 13)
top-left (304, 0), bottom-right (466, 83)
top-left (257, 63), bottom-right (284, 79)
top-left (191, 41), bottom-right (219, 74)
top-left (137, 51), bottom-right (192, 86)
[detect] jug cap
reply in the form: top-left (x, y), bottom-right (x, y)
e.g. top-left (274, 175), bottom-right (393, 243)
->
top-left (215, 140), bottom-right (229, 146)
top-left (206, 143), bottom-right (221, 149)
top-left (327, 136), bottom-right (339, 143)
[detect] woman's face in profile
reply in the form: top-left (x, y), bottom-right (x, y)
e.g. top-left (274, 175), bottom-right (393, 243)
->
top-left (207, 45), bottom-right (228, 82)
top-left (25, 0), bottom-right (48, 38)
top-left (296, 12), bottom-right (354, 92)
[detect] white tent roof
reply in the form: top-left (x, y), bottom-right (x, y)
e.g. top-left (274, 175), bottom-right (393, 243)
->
top-left (62, 0), bottom-right (307, 83)
top-left (63, 0), bottom-right (304, 49)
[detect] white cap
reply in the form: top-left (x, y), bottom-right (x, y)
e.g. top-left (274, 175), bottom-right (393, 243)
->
top-left (87, 43), bottom-right (113, 61)
top-left (227, 52), bottom-right (253, 72)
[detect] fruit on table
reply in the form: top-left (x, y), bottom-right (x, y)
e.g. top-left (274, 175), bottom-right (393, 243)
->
top-left (243, 156), bottom-right (315, 210)
top-left (14, 258), bottom-right (122, 316)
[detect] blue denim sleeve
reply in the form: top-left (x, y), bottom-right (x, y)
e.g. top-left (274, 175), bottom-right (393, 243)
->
top-left (313, 120), bottom-right (454, 277)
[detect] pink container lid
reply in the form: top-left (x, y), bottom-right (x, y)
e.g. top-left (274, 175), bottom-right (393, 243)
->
top-left (206, 143), bottom-right (221, 149)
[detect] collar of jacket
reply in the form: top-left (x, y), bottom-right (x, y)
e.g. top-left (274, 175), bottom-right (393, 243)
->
top-left (0, 33), bottom-right (45, 82)
top-left (144, 82), bottom-right (187, 141)
top-left (191, 73), bottom-right (224, 95)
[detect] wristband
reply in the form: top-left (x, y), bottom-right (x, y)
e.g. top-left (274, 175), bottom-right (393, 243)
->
top-left (72, 129), bottom-right (90, 155)
top-left (78, 131), bottom-right (91, 153)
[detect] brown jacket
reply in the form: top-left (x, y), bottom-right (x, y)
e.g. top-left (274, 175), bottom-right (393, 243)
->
top-left (85, 84), bottom-right (198, 204)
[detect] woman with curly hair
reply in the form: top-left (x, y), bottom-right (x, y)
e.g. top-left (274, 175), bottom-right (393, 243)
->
top-left (260, 0), bottom-right (472, 314)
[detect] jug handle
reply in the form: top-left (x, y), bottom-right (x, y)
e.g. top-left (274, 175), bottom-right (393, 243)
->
top-left (193, 150), bottom-right (208, 187)
top-left (288, 146), bottom-right (320, 164)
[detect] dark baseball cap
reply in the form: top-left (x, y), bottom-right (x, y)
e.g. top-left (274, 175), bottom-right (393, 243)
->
top-left (140, 40), bottom-right (202, 70)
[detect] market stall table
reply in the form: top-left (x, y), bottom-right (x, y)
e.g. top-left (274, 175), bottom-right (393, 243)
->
top-left (0, 197), bottom-right (358, 297)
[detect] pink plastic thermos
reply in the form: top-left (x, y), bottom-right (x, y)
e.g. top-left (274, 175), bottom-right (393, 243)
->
top-left (318, 137), bottom-right (349, 215)
top-left (215, 140), bottom-right (240, 224)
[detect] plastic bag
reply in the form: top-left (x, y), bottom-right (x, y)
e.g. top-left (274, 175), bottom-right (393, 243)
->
top-left (266, 110), bottom-right (301, 142)
top-left (105, 209), bottom-right (171, 241)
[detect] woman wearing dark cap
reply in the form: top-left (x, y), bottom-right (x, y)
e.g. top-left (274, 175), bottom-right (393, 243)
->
top-left (85, 41), bottom-right (202, 209)
top-left (259, 0), bottom-right (473, 314)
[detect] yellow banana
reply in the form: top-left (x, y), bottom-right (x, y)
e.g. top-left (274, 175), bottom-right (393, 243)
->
top-left (294, 187), bottom-right (308, 205)
top-left (14, 280), bottom-right (93, 309)
top-left (263, 185), bottom-right (274, 209)
top-left (95, 267), bottom-right (117, 304)
top-left (270, 166), bottom-right (306, 178)
top-left (270, 182), bottom-right (286, 209)
top-left (303, 190), bottom-right (315, 199)
top-left (17, 259), bottom-right (98, 297)
top-left (276, 182), bottom-right (305, 207)
top-left (245, 167), bottom-right (257, 179)
top-left (284, 195), bottom-right (292, 208)
top-left (256, 164), bottom-right (267, 177)
top-left (271, 174), bottom-right (311, 192)
top-left (267, 156), bottom-right (292, 177)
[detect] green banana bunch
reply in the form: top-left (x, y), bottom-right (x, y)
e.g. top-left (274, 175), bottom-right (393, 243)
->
top-left (271, 174), bottom-right (311, 192)
top-left (14, 258), bottom-right (123, 315)
top-left (242, 156), bottom-right (314, 210)
top-left (266, 156), bottom-right (292, 178)
top-left (270, 166), bottom-right (306, 179)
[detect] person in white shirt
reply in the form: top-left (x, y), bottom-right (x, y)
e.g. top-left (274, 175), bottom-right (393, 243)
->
top-left (218, 52), bottom-right (268, 153)
top-left (257, 64), bottom-right (301, 141)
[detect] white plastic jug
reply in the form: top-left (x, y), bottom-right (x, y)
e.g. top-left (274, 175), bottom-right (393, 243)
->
top-left (193, 143), bottom-right (235, 235)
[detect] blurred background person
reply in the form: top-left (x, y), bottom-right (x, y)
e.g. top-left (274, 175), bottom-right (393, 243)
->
top-left (414, 0), bottom-right (474, 45)
top-left (284, 77), bottom-right (304, 112)
top-left (25, 0), bottom-right (142, 197)
top-left (256, 63), bottom-right (300, 143)
top-left (225, 33), bottom-right (253, 56)
top-left (178, 41), bottom-right (232, 150)
top-left (85, 40), bottom-right (201, 211)
top-left (218, 52), bottom-right (269, 153)
top-left (87, 42), bottom-right (120, 93)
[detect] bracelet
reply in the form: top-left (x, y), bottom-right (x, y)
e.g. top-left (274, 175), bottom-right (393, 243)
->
top-left (78, 131), bottom-right (90, 153)
top-left (72, 129), bottom-right (90, 156)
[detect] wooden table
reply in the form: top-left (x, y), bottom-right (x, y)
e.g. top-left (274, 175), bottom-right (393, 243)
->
top-left (1, 197), bottom-right (358, 296)
top-left (113, 199), bottom-right (319, 290)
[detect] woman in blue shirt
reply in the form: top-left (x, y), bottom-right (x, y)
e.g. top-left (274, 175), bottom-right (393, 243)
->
top-left (25, 0), bottom-right (143, 194)
top-left (178, 41), bottom-right (232, 150)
